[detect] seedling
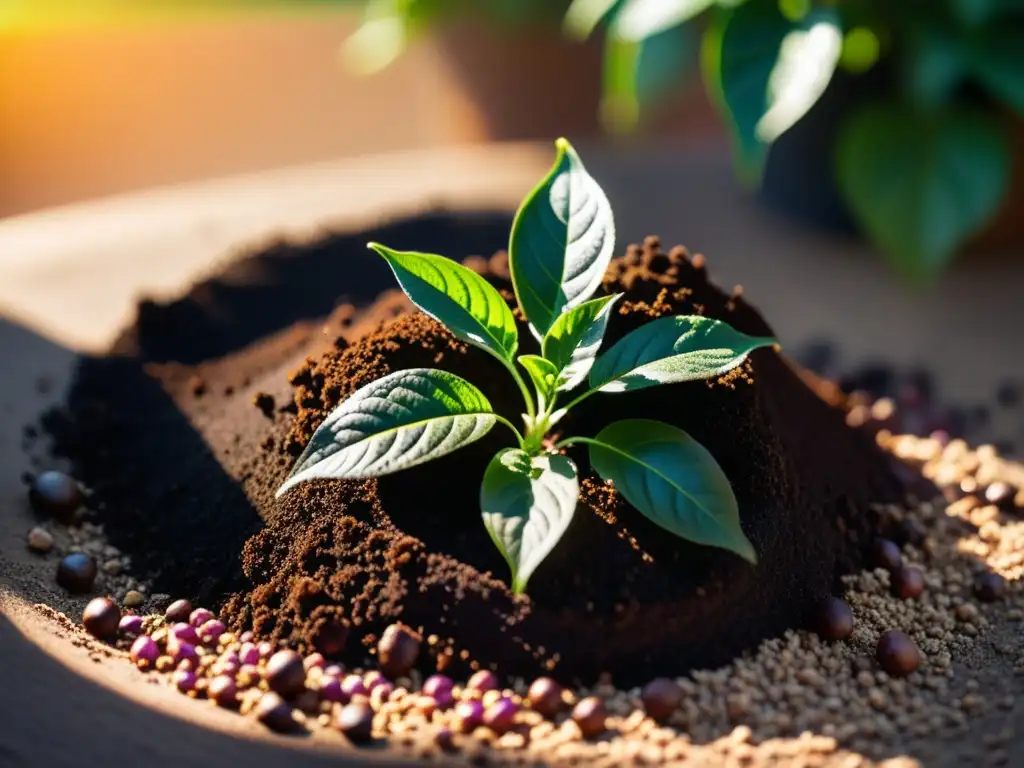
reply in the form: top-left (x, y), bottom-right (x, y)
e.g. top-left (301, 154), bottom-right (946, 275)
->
top-left (277, 138), bottom-right (776, 594)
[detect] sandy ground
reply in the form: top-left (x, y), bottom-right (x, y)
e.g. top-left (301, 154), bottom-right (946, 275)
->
top-left (1, 141), bottom-right (1023, 766)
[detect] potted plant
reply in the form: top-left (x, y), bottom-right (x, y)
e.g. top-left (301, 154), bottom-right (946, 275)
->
top-left (350, 0), bottom-right (1024, 281)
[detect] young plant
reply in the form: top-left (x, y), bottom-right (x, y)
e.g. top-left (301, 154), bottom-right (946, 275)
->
top-left (276, 138), bottom-right (776, 594)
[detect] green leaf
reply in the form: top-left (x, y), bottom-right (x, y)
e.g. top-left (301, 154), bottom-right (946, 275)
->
top-left (947, 0), bottom-right (996, 27)
top-left (370, 243), bottom-right (519, 362)
top-left (610, 0), bottom-right (715, 41)
top-left (277, 369), bottom-right (495, 495)
top-left (702, 3), bottom-right (842, 180)
top-left (589, 315), bottom-right (775, 393)
top-left (509, 138), bottom-right (616, 339)
top-left (899, 23), bottom-right (965, 109)
top-left (587, 419), bottom-right (755, 562)
top-left (563, 0), bottom-right (622, 39)
top-left (518, 355), bottom-right (560, 404)
top-left (966, 27), bottom-right (1024, 116)
top-left (835, 104), bottom-right (1010, 281)
top-left (543, 293), bottom-right (621, 392)
top-left (481, 449), bottom-right (580, 593)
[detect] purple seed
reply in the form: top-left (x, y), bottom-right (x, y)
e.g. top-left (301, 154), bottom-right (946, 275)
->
top-left (483, 697), bottom-right (518, 734)
top-left (455, 700), bottom-right (484, 734)
top-left (319, 676), bottom-right (344, 703)
top-left (171, 641), bottom-right (198, 666)
top-left (208, 675), bottom-right (237, 708)
top-left (432, 688), bottom-right (454, 710)
top-left (172, 669), bottom-right (197, 693)
top-left (189, 608), bottom-right (214, 627)
top-left (118, 614), bottom-right (144, 636)
top-left (258, 641), bottom-right (275, 659)
top-left (130, 635), bottom-right (159, 666)
top-left (239, 631), bottom-right (254, 643)
top-left (324, 664), bottom-right (343, 677)
top-left (170, 622), bottom-right (199, 646)
top-left (239, 642), bottom-right (260, 666)
top-left (422, 674), bottom-right (453, 698)
top-left (220, 650), bottom-right (240, 667)
top-left (199, 619), bottom-right (226, 643)
top-left (363, 670), bottom-right (386, 691)
top-left (467, 670), bottom-right (498, 693)
top-left (266, 650), bottom-right (307, 699)
top-left (340, 674), bottom-right (368, 701)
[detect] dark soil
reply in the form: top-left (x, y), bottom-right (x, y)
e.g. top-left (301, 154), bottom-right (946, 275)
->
top-left (44, 213), bottom-right (908, 685)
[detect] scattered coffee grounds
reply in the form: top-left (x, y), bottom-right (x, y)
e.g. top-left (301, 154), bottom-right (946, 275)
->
top-left (44, 216), bottom-right (907, 685)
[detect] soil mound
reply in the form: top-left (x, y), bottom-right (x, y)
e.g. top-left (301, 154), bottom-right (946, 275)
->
top-left (45, 220), bottom-right (906, 684)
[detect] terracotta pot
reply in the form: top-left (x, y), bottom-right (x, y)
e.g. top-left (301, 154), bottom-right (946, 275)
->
top-left (429, 20), bottom-right (722, 144)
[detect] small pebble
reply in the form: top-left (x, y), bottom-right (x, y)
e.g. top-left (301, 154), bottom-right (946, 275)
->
top-left (892, 566), bottom-right (925, 600)
top-left (376, 623), bottom-right (420, 679)
top-left (871, 538), bottom-right (903, 572)
top-left (26, 526), bottom-right (54, 553)
top-left (208, 675), bottom-right (237, 708)
top-left (266, 650), bottom-right (307, 699)
top-left (641, 678), bottom-right (684, 721)
top-left (81, 597), bottom-right (120, 640)
top-left (164, 599), bottom-right (192, 624)
top-left (975, 572), bottom-right (1006, 602)
top-left (255, 693), bottom-right (298, 733)
top-left (56, 553), bottom-right (97, 594)
top-left (123, 590), bottom-right (144, 608)
top-left (189, 608), bottom-right (214, 627)
top-left (118, 614), bottom-right (144, 636)
top-left (876, 631), bottom-right (921, 677)
top-left (29, 471), bottom-right (83, 522)
top-left (467, 669), bottom-right (498, 693)
top-left (130, 635), bottom-right (160, 667)
top-left (572, 696), bottom-right (608, 738)
top-left (527, 676), bottom-right (565, 718)
top-left (814, 596), bottom-right (854, 641)
top-left (335, 701), bottom-right (375, 744)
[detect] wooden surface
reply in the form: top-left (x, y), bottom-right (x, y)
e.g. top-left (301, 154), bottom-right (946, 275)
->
top-left (0, 140), bottom-right (1021, 766)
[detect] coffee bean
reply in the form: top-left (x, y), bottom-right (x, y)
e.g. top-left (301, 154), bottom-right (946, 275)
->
top-left (164, 599), bottom-right (192, 624)
top-left (813, 596), bottom-right (854, 641)
top-left (871, 538), bottom-right (902, 572)
top-left (527, 676), bottom-right (565, 718)
top-left (640, 678), bottom-right (683, 721)
top-left (56, 553), bottom-right (97, 593)
top-left (255, 693), bottom-right (299, 733)
top-left (335, 701), bottom-right (374, 744)
top-left (876, 631), bottom-right (921, 677)
top-left (377, 623), bottom-right (420, 679)
top-left (572, 696), bottom-right (608, 738)
top-left (892, 566), bottom-right (925, 600)
top-left (314, 619), bottom-right (349, 657)
top-left (975, 572), bottom-right (1006, 602)
top-left (82, 597), bottom-right (120, 639)
top-left (29, 471), bottom-right (83, 522)
top-left (266, 650), bottom-right (307, 698)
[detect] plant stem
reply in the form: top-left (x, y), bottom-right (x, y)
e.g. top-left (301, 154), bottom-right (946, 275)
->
top-left (560, 387), bottom-right (598, 415)
top-left (494, 415), bottom-right (527, 448)
top-left (554, 435), bottom-right (601, 451)
top-left (503, 359), bottom-right (537, 422)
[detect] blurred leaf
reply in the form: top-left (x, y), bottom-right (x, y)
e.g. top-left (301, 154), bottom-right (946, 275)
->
top-left (563, 0), bottom-right (622, 39)
top-left (602, 34), bottom-right (643, 132)
top-left (966, 27), bottom-right (1024, 116)
top-left (947, 0), bottom-right (995, 27)
top-left (777, 0), bottom-right (810, 23)
top-left (703, 2), bottom-right (842, 182)
top-left (840, 26), bottom-right (881, 74)
top-left (836, 103), bottom-right (1010, 282)
top-left (610, 0), bottom-right (715, 42)
top-left (898, 23), bottom-right (965, 109)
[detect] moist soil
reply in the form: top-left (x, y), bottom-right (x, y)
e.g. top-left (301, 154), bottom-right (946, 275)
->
top-left (44, 216), bottom-right (908, 685)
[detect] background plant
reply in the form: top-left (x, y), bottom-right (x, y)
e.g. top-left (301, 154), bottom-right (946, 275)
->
top-left (342, 0), bottom-right (1024, 282)
top-left (277, 138), bottom-right (774, 594)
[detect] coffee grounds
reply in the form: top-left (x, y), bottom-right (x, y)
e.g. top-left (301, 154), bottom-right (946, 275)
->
top-left (45, 220), bottom-right (906, 685)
